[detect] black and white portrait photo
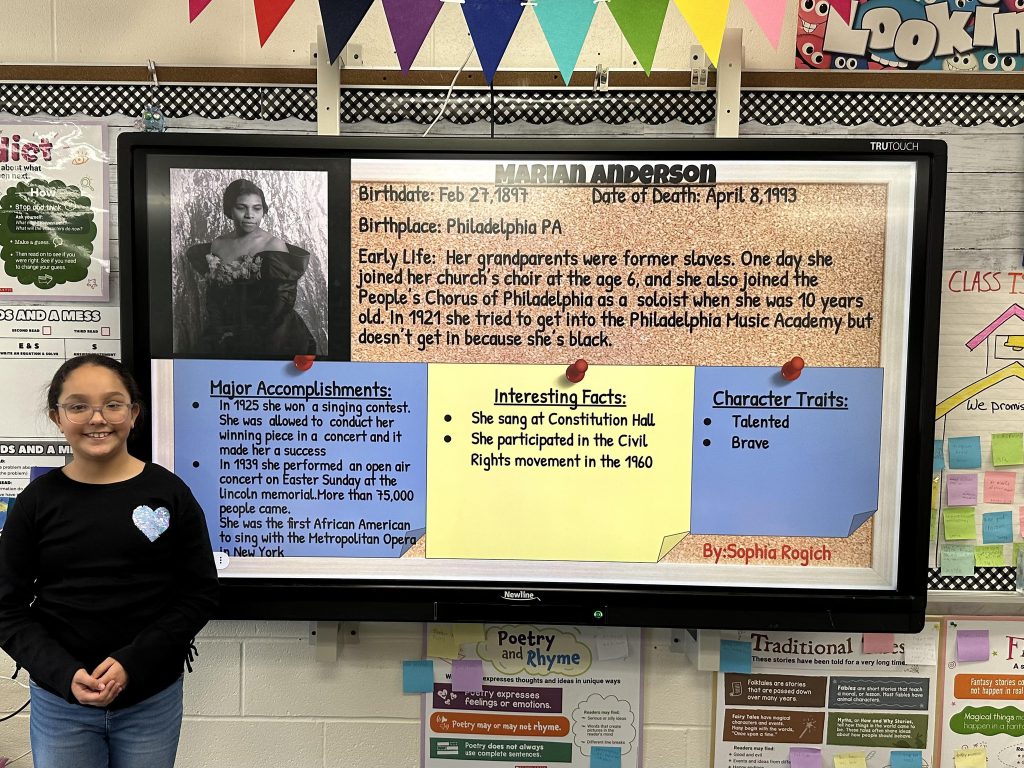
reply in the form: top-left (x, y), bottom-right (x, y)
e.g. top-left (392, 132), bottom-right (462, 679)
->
top-left (170, 168), bottom-right (329, 358)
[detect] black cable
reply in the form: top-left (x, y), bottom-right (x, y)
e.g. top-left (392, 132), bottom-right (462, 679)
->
top-left (0, 699), bottom-right (29, 722)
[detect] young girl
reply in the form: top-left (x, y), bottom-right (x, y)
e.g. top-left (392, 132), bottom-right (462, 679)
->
top-left (186, 178), bottom-right (317, 357)
top-left (0, 354), bottom-right (219, 768)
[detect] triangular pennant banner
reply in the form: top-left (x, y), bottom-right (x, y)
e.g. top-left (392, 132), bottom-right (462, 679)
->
top-left (535, 0), bottom-right (597, 85)
top-left (673, 0), bottom-right (730, 66)
top-left (382, 0), bottom-right (444, 73)
top-left (254, 0), bottom-right (297, 47)
top-left (462, 0), bottom-right (525, 84)
top-left (189, 0), bottom-right (216, 22)
top-left (741, 0), bottom-right (786, 48)
top-left (831, 0), bottom-right (853, 24)
top-left (319, 0), bottom-right (376, 63)
top-left (606, 0), bottom-right (670, 76)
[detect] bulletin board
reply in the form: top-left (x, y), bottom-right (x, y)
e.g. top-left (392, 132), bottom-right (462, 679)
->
top-left (119, 135), bottom-right (946, 630)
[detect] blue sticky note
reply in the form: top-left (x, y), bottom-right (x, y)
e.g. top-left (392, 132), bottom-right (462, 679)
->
top-left (949, 436), bottom-right (983, 469)
top-left (891, 751), bottom-right (923, 768)
top-left (591, 746), bottom-right (622, 768)
top-left (720, 639), bottom-right (753, 673)
top-left (402, 659), bottom-right (434, 694)
top-left (934, 440), bottom-right (945, 472)
top-left (982, 510), bottom-right (1014, 544)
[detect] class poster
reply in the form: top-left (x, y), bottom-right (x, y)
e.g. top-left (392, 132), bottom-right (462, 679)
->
top-left (938, 618), bottom-right (1024, 768)
top-left (932, 244), bottom-right (1024, 582)
top-left (0, 303), bottom-right (119, 500)
top-left (421, 624), bottom-right (642, 768)
top-left (712, 625), bottom-right (940, 768)
top-left (0, 122), bottom-right (108, 300)
top-left (152, 150), bottom-right (931, 594)
top-left (796, 1), bottom-right (1024, 72)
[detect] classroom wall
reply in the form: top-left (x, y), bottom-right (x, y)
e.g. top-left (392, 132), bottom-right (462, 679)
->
top-left (1, 0), bottom-right (797, 71)
top-left (1, 4), bottom-right (1022, 768)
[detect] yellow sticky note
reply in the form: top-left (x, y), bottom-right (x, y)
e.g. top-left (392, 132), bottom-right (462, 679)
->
top-left (932, 475), bottom-right (940, 511)
top-left (834, 752), bottom-right (868, 768)
top-left (427, 625), bottom-right (460, 659)
top-left (427, 364), bottom-right (693, 562)
top-left (974, 544), bottom-right (1007, 567)
top-left (453, 623), bottom-right (486, 644)
top-left (993, 433), bottom-right (1024, 466)
top-left (954, 746), bottom-right (987, 768)
top-left (943, 507), bottom-right (977, 540)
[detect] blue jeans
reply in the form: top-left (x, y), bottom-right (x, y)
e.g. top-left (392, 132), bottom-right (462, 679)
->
top-left (29, 677), bottom-right (183, 768)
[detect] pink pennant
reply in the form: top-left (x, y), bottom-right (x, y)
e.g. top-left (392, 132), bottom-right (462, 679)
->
top-left (741, 0), bottom-right (787, 48)
top-left (831, 0), bottom-right (853, 23)
top-left (254, 0), bottom-right (297, 46)
top-left (189, 0), bottom-right (216, 22)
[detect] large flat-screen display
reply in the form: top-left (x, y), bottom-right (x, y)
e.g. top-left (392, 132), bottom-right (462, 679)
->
top-left (119, 134), bottom-right (946, 631)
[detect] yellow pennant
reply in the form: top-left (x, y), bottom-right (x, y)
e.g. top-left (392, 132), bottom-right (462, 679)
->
top-left (672, 0), bottom-right (730, 66)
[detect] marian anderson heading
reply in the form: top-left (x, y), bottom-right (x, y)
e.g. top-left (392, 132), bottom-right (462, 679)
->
top-left (494, 163), bottom-right (717, 186)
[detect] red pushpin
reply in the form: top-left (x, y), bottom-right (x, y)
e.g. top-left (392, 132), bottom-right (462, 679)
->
top-left (781, 356), bottom-right (805, 381)
top-left (293, 354), bottom-right (316, 372)
top-left (565, 359), bottom-right (588, 383)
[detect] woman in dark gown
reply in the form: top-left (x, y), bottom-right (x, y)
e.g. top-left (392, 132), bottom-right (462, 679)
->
top-left (186, 179), bottom-right (316, 357)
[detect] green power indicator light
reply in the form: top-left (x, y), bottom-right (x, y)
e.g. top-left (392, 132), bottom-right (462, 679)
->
top-left (593, 610), bottom-right (604, 619)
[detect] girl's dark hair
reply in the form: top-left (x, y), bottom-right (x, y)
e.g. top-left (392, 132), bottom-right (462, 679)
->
top-left (222, 178), bottom-right (268, 217)
top-left (46, 354), bottom-right (144, 415)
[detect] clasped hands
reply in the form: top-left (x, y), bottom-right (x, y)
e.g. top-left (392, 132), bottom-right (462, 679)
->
top-left (72, 658), bottom-right (128, 707)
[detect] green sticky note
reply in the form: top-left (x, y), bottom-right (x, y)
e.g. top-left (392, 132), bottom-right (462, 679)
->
top-left (1014, 542), bottom-right (1024, 567)
top-left (974, 544), bottom-right (1007, 567)
top-left (993, 432), bottom-right (1024, 466)
top-left (943, 507), bottom-right (977, 540)
top-left (930, 507), bottom-right (938, 541)
top-left (941, 543), bottom-right (976, 577)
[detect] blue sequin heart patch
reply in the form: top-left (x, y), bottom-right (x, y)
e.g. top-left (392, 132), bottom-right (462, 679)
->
top-left (132, 505), bottom-right (170, 542)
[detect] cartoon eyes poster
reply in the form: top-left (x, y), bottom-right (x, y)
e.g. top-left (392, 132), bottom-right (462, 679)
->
top-left (796, 0), bottom-right (1024, 72)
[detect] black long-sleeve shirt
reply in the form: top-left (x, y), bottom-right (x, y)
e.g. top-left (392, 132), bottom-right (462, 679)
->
top-left (0, 463), bottom-right (219, 709)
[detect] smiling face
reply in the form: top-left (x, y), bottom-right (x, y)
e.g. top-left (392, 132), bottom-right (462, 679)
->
top-left (229, 192), bottom-right (266, 235)
top-left (50, 364), bottom-right (139, 465)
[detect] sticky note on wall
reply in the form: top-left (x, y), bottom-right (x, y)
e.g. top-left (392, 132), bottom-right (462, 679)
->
top-left (890, 751), bottom-right (922, 768)
top-left (953, 746), bottom-right (987, 767)
top-left (982, 511), bottom-right (1013, 544)
top-left (943, 507), bottom-right (976, 540)
top-left (956, 629), bottom-right (990, 662)
top-left (993, 433), bottom-right (1024, 466)
top-left (789, 747), bottom-right (822, 768)
top-left (949, 436), bottom-right (982, 468)
top-left (984, 471), bottom-right (1016, 504)
top-left (940, 543), bottom-right (975, 577)
top-left (948, 474), bottom-right (978, 506)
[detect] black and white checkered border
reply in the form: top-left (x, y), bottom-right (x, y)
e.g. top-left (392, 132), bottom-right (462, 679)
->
top-left (928, 566), bottom-right (1017, 591)
top-left (2, 83), bottom-right (1024, 126)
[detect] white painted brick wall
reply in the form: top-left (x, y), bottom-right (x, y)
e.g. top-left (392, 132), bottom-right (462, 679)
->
top-left (0, 623), bottom-right (715, 768)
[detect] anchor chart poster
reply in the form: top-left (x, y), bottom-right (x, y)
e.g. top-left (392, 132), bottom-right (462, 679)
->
top-left (0, 122), bottom-right (108, 300)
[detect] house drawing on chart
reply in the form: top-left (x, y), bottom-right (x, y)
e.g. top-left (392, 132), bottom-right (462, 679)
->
top-left (935, 303), bottom-right (1024, 420)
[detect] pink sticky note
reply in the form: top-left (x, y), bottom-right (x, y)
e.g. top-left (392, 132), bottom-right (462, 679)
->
top-left (984, 472), bottom-right (1016, 504)
top-left (956, 629), bottom-right (990, 662)
top-left (948, 474), bottom-right (979, 507)
top-left (863, 633), bottom-right (895, 654)
top-left (451, 659), bottom-right (483, 692)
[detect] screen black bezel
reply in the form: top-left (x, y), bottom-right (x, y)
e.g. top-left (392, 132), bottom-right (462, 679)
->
top-left (118, 133), bottom-right (945, 631)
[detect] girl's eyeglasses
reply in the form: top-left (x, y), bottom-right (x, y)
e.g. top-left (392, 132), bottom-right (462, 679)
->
top-left (56, 402), bottom-right (134, 424)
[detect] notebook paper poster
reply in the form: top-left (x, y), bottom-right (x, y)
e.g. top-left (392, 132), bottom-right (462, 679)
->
top-left (422, 625), bottom-right (642, 768)
top-left (0, 122), bottom-right (109, 300)
top-left (939, 619), bottom-right (1024, 768)
top-left (0, 302), bottom-right (120, 496)
top-left (712, 626), bottom-right (939, 768)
